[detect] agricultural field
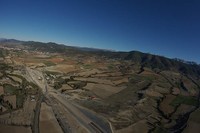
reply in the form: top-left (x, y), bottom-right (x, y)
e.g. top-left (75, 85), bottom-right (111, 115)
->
top-left (0, 55), bottom-right (40, 132)
top-left (0, 124), bottom-right (32, 133)
top-left (0, 42), bottom-right (199, 133)
top-left (39, 103), bottom-right (63, 133)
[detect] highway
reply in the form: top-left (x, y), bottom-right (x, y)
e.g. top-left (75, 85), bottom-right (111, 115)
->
top-left (50, 92), bottom-right (107, 133)
top-left (25, 67), bottom-right (43, 133)
top-left (26, 67), bottom-right (113, 133)
top-left (32, 93), bottom-right (43, 133)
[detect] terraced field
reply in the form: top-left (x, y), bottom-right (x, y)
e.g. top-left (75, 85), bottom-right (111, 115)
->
top-left (0, 42), bottom-right (200, 133)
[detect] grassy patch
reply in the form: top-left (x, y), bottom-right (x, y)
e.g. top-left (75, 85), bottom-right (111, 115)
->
top-left (0, 50), bottom-right (4, 57)
top-left (129, 74), bottom-right (144, 83)
top-left (170, 95), bottom-right (198, 107)
top-left (45, 70), bottom-right (61, 75)
top-left (44, 61), bottom-right (56, 66)
top-left (2, 84), bottom-right (25, 108)
top-left (3, 84), bottom-right (18, 94)
top-left (0, 63), bottom-right (11, 72)
top-left (16, 94), bottom-right (25, 108)
top-left (0, 49), bottom-right (8, 57)
top-left (144, 76), bottom-right (154, 82)
top-left (129, 74), bottom-right (154, 84)
top-left (80, 100), bottom-right (112, 114)
top-left (107, 64), bottom-right (115, 70)
top-left (107, 81), bottom-right (150, 105)
top-left (83, 64), bottom-right (93, 69)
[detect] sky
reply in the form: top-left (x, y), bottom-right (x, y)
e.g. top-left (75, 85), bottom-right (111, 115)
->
top-left (0, 0), bottom-right (200, 63)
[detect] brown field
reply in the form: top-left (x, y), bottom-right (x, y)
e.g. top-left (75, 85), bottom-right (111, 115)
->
top-left (76, 69), bottom-right (102, 77)
top-left (107, 72), bottom-right (124, 77)
top-left (154, 85), bottom-right (170, 94)
top-left (160, 95), bottom-right (176, 116)
top-left (116, 120), bottom-right (149, 133)
top-left (4, 95), bottom-right (16, 109)
top-left (145, 89), bottom-right (163, 98)
top-left (0, 105), bottom-right (7, 112)
top-left (182, 78), bottom-right (198, 96)
top-left (8, 75), bottom-right (22, 83)
top-left (0, 86), bottom-right (4, 95)
top-left (183, 108), bottom-right (200, 133)
top-left (13, 56), bottom-right (47, 67)
top-left (112, 78), bottom-right (129, 85)
top-left (59, 84), bottom-right (73, 92)
top-left (0, 95), bottom-right (36, 126)
top-left (34, 54), bottom-right (50, 58)
top-left (91, 73), bottom-right (110, 77)
top-left (40, 103), bottom-right (63, 133)
top-left (161, 71), bottom-right (181, 77)
top-left (83, 83), bottom-right (126, 99)
top-left (49, 57), bottom-right (64, 63)
top-left (1, 77), bottom-right (17, 85)
top-left (174, 104), bottom-right (195, 116)
top-left (172, 87), bottom-right (181, 95)
top-left (46, 64), bottom-right (77, 73)
top-left (75, 77), bottom-right (114, 85)
top-left (0, 124), bottom-right (32, 133)
top-left (12, 58), bottom-right (23, 65)
top-left (4, 56), bottom-right (12, 64)
top-left (140, 70), bottom-right (159, 77)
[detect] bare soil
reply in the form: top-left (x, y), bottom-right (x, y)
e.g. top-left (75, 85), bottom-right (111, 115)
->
top-left (183, 108), bottom-right (200, 133)
top-left (0, 124), bottom-right (32, 133)
top-left (83, 83), bottom-right (126, 99)
top-left (160, 94), bottom-right (176, 116)
top-left (115, 120), bottom-right (149, 133)
top-left (39, 102), bottom-right (63, 133)
top-left (49, 57), bottom-right (64, 63)
top-left (46, 64), bottom-right (76, 73)
top-left (4, 95), bottom-right (16, 109)
top-left (0, 86), bottom-right (4, 95)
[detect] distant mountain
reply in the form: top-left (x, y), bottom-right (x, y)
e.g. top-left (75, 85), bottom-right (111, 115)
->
top-left (0, 38), bottom-right (22, 43)
top-left (0, 38), bottom-right (6, 41)
top-left (1, 38), bottom-right (200, 77)
top-left (94, 50), bottom-right (200, 77)
top-left (72, 46), bottom-right (113, 52)
top-left (124, 51), bottom-right (200, 77)
top-left (0, 38), bottom-right (110, 53)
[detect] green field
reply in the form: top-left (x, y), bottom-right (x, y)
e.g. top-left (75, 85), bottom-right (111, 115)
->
top-left (16, 94), bottom-right (25, 108)
top-left (43, 61), bottom-right (56, 66)
top-left (170, 95), bottom-right (198, 107)
top-left (107, 64), bottom-right (115, 70)
top-left (83, 64), bottom-right (93, 69)
top-left (3, 84), bottom-right (18, 95)
top-left (2, 84), bottom-right (25, 108)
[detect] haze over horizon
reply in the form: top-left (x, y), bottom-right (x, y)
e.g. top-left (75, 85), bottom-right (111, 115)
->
top-left (1, 0), bottom-right (200, 63)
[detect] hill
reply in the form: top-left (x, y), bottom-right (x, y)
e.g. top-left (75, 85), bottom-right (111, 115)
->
top-left (0, 38), bottom-right (200, 133)
top-left (0, 39), bottom-right (200, 78)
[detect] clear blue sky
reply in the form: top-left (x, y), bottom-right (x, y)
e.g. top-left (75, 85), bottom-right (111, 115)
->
top-left (0, 0), bottom-right (200, 63)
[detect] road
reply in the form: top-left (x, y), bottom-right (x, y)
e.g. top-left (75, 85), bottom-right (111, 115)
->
top-left (26, 67), bottom-right (113, 133)
top-left (32, 93), bottom-right (43, 133)
top-left (50, 92), bottom-right (106, 133)
top-left (25, 67), bottom-right (43, 133)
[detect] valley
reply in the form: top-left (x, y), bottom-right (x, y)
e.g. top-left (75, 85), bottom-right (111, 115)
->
top-left (0, 40), bottom-right (200, 133)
